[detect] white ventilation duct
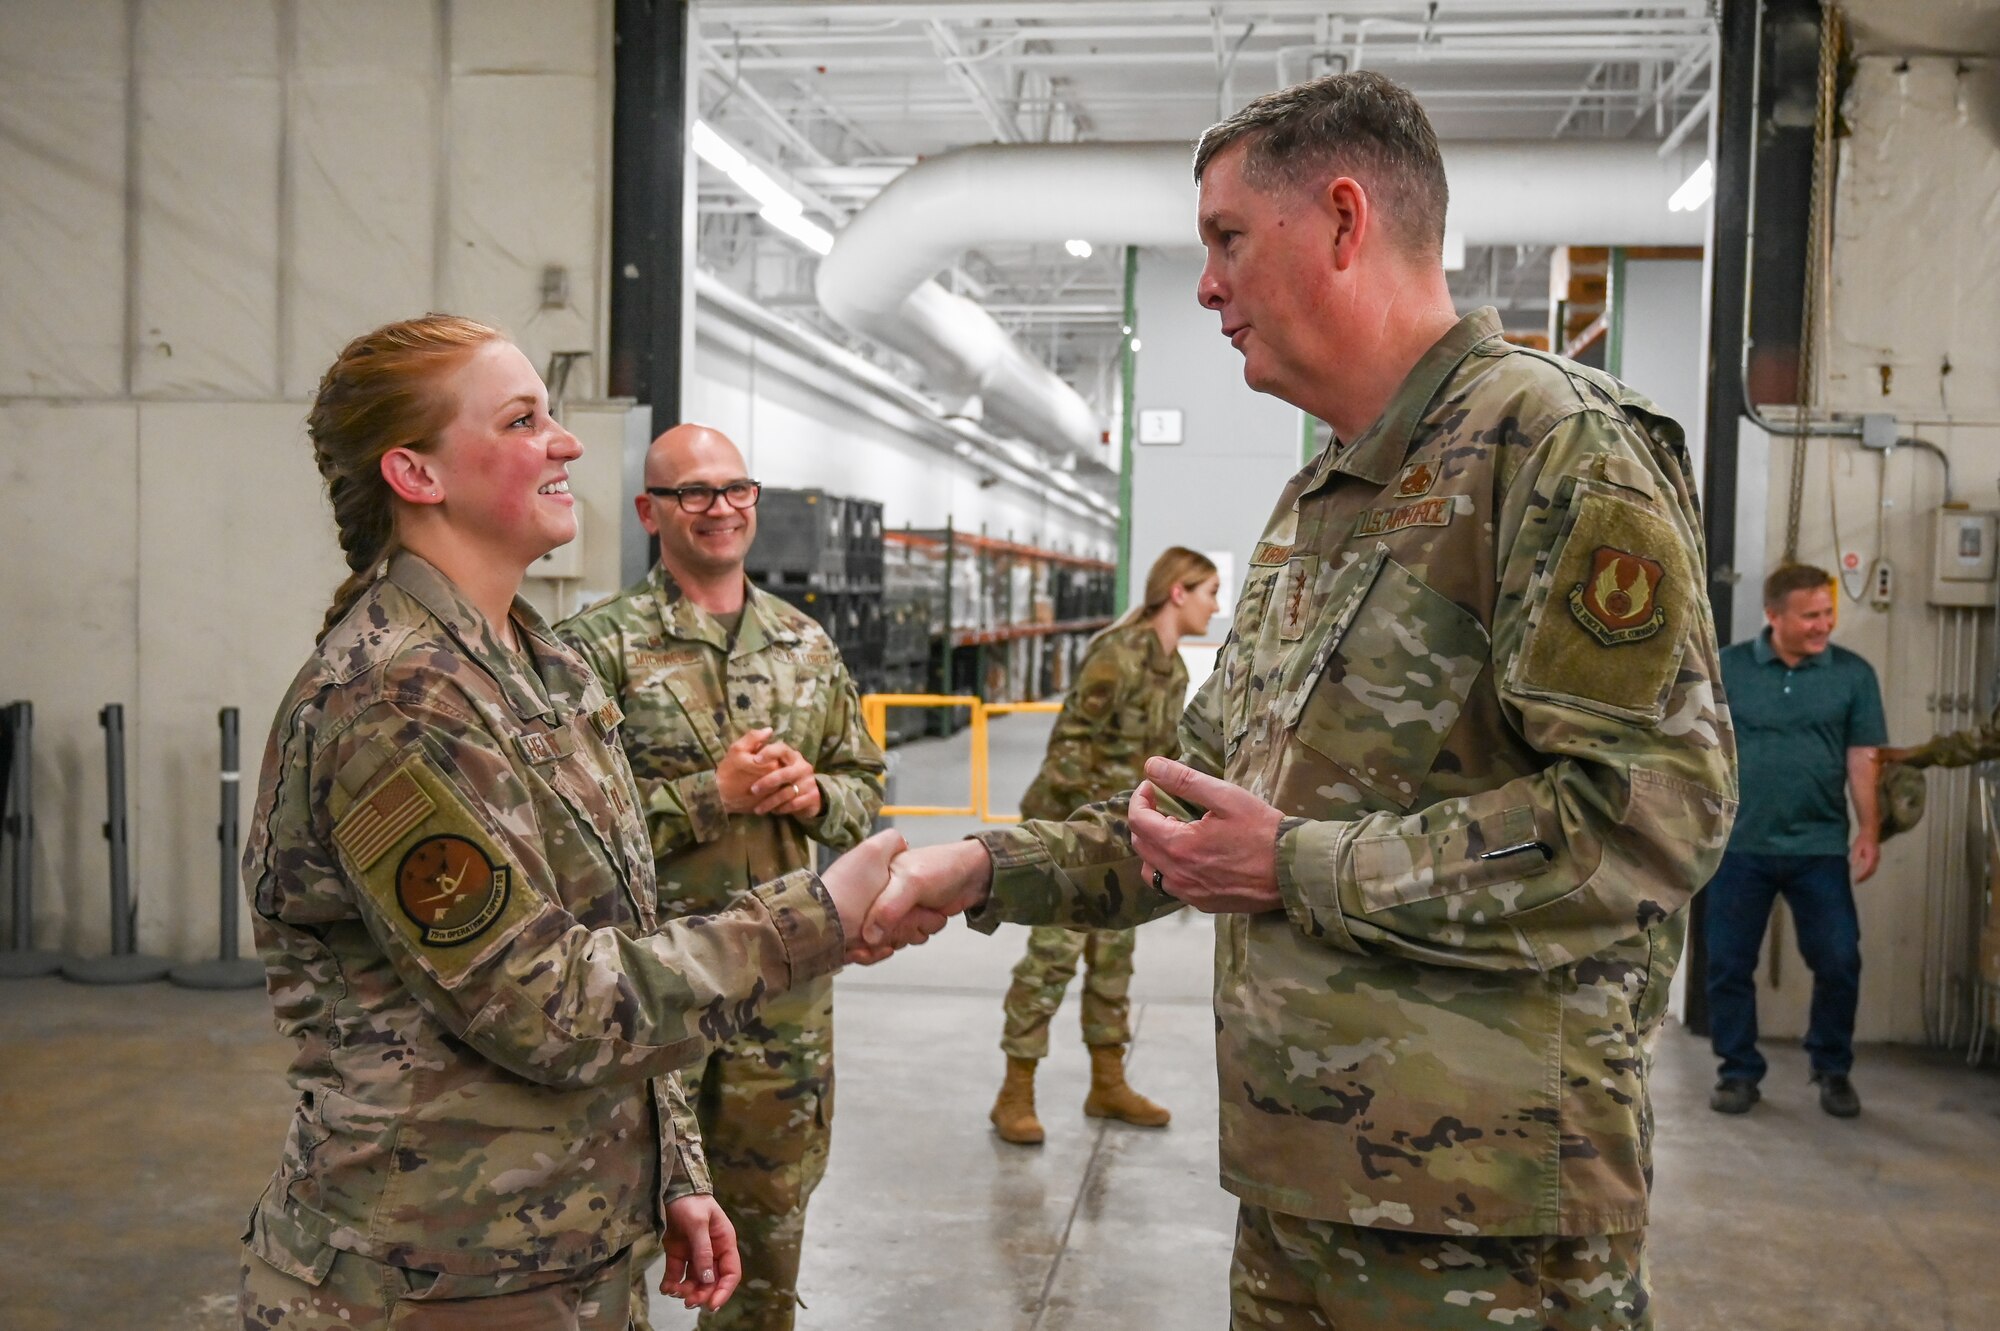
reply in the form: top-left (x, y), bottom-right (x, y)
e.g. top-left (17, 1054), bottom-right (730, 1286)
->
top-left (815, 140), bottom-right (1711, 463)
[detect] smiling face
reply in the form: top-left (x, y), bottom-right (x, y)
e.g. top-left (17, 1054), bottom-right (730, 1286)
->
top-left (639, 425), bottom-right (758, 582)
top-left (1195, 140), bottom-right (1353, 414)
top-left (1767, 584), bottom-right (1836, 660)
top-left (421, 340), bottom-right (582, 567)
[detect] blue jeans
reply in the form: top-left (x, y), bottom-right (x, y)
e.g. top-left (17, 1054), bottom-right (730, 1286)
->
top-left (1704, 851), bottom-right (1862, 1083)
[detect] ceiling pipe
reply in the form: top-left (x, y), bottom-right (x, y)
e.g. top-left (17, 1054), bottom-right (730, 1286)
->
top-left (815, 138), bottom-right (1710, 461)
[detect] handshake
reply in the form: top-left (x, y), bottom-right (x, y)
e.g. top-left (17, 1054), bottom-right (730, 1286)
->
top-left (817, 831), bottom-right (995, 964)
top-left (812, 757), bottom-right (1291, 965)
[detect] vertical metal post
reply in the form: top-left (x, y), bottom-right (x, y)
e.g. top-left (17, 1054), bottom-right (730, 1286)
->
top-left (171, 707), bottom-right (263, 989)
top-left (1, 701), bottom-right (62, 978)
top-left (63, 704), bottom-right (169, 984)
top-left (104, 704), bottom-right (132, 954)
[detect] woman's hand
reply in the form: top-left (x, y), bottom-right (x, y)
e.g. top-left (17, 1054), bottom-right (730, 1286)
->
top-left (659, 1194), bottom-right (741, 1312)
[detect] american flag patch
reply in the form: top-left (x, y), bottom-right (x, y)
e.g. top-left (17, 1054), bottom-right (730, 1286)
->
top-left (334, 767), bottom-right (436, 870)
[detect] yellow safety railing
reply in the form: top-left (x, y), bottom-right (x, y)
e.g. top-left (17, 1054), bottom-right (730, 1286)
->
top-left (861, 695), bottom-right (1063, 822)
top-left (861, 694), bottom-right (986, 817)
top-left (974, 701), bottom-right (1062, 822)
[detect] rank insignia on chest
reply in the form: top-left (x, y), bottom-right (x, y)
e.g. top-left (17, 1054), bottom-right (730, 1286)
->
top-left (1569, 546), bottom-right (1667, 645)
top-left (394, 834), bottom-right (512, 946)
top-left (1278, 556), bottom-right (1318, 641)
top-left (1394, 458), bottom-right (1439, 498)
top-left (592, 700), bottom-right (624, 738)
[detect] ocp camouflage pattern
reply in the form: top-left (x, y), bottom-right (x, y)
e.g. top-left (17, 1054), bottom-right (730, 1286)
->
top-left (1018, 619), bottom-right (1188, 822)
top-left (240, 553), bottom-right (844, 1287)
top-left (973, 307), bottom-right (1738, 1238)
top-left (559, 564), bottom-right (884, 1329)
top-left (1006, 620), bottom-right (1187, 1059)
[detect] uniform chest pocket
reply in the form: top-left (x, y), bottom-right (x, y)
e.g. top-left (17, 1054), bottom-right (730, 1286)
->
top-left (513, 722), bottom-right (653, 928)
top-left (1292, 556), bottom-right (1489, 811)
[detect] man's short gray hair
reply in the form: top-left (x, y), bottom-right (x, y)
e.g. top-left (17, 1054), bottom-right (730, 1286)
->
top-left (1193, 71), bottom-right (1449, 262)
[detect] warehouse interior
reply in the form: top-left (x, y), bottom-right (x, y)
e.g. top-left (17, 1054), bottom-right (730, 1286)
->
top-left (4, 1), bottom-right (2000, 1328)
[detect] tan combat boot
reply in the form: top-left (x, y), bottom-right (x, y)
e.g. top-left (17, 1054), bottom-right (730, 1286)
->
top-left (990, 1055), bottom-right (1046, 1144)
top-left (1083, 1044), bottom-right (1171, 1127)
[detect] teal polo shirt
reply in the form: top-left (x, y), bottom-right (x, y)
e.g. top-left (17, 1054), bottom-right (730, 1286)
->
top-left (1720, 630), bottom-right (1887, 856)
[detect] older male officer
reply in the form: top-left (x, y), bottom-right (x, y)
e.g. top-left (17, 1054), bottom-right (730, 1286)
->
top-left (869, 71), bottom-right (1736, 1329)
top-left (559, 424), bottom-right (885, 1330)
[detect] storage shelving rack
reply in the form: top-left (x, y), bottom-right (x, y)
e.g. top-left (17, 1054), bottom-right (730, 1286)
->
top-left (886, 520), bottom-right (1115, 737)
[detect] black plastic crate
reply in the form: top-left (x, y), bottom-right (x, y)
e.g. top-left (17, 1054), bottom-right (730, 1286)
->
top-left (844, 499), bottom-right (885, 588)
top-left (748, 489), bottom-right (847, 587)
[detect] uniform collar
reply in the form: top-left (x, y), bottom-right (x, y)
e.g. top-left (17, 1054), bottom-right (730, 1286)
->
top-left (648, 563), bottom-right (800, 660)
top-left (1752, 627), bottom-right (1832, 669)
top-left (386, 551), bottom-right (582, 722)
top-left (1128, 620), bottom-right (1181, 677)
top-left (1308, 305), bottom-right (1505, 491)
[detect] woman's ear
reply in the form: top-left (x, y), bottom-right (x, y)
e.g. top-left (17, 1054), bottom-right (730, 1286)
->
top-left (381, 447), bottom-right (443, 505)
top-left (1168, 583), bottom-right (1189, 607)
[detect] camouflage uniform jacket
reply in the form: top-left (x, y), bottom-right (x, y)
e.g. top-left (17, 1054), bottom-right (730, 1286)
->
top-left (557, 563), bottom-right (885, 916)
top-left (1020, 620), bottom-right (1188, 822)
top-left (242, 553), bottom-right (843, 1283)
top-left (973, 307), bottom-right (1738, 1237)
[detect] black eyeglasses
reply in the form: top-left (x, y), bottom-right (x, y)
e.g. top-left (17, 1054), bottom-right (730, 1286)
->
top-left (646, 480), bottom-right (763, 513)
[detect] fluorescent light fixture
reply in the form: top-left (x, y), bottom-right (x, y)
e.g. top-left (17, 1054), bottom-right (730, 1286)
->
top-left (1129, 338), bottom-right (1142, 352)
top-left (1064, 238), bottom-right (1093, 259)
top-left (693, 119), bottom-right (834, 255)
top-left (760, 206), bottom-right (834, 256)
top-left (1668, 159), bottom-right (1714, 213)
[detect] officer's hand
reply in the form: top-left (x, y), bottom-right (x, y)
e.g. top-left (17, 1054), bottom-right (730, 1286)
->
top-left (660, 1193), bottom-right (741, 1312)
top-left (748, 740), bottom-right (823, 819)
top-left (716, 729), bottom-right (783, 814)
top-left (821, 829), bottom-right (917, 963)
top-left (862, 840), bottom-right (989, 951)
top-left (1129, 758), bottom-right (1284, 915)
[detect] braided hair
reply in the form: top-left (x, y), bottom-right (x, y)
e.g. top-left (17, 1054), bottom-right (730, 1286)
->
top-left (306, 314), bottom-right (501, 640)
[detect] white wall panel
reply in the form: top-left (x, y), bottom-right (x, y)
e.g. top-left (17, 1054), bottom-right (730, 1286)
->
top-left (451, 0), bottom-right (600, 76)
top-left (1827, 59), bottom-right (2000, 418)
top-left (0, 403), bottom-right (140, 955)
top-left (132, 0), bottom-right (282, 397)
top-left (285, 3), bottom-right (442, 394)
top-left (0, 0), bottom-right (128, 396)
top-left (133, 402), bottom-right (343, 958)
top-left (442, 72), bottom-right (601, 386)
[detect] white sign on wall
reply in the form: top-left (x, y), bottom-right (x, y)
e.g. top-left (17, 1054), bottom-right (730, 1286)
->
top-left (1137, 407), bottom-right (1184, 445)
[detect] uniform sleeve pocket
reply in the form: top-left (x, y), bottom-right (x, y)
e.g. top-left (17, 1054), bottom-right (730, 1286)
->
top-left (1294, 556), bottom-right (1489, 810)
top-left (1353, 805), bottom-right (1551, 913)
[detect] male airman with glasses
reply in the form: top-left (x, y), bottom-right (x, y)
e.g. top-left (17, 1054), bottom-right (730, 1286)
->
top-left (559, 423), bottom-right (885, 1330)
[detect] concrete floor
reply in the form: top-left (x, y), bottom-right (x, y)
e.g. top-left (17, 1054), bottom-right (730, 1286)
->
top-left (5, 712), bottom-right (2000, 1329)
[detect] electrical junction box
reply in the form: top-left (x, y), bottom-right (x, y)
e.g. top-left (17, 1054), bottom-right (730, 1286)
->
top-left (1928, 508), bottom-right (1998, 607)
top-left (531, 534), bottom-right (584, 581)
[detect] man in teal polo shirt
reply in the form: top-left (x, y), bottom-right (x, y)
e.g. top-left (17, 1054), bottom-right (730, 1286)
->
top-left (1709, 563), bottom-right (1885, 1118)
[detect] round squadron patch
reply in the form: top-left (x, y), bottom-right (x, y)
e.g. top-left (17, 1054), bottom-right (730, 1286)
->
top-left (394, 835), bottom-right (512, 946)
top-left (1569, 546), bottom-right (1667, 645)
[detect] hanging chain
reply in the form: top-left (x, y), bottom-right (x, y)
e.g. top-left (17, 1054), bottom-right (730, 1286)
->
top-left (1783, 3), bottom-right (1843, 564)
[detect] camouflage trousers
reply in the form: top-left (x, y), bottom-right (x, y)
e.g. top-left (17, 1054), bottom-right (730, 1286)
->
top-left (1229, 1204), bottom-right (1649, 1330)
top-left (999, 925), bottom-right (1135, 1060)
top-left (632, 974), bottom-right (834, 1331)
top-left (240, 1243), bottom-right (634, 1329)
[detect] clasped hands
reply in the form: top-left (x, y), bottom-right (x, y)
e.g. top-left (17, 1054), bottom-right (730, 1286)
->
top-left (824, 757), bottom-right (1287, 966)
top-left (718, 727), bottom-right (823, 819)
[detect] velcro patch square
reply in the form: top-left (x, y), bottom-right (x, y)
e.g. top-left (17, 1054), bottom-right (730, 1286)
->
top-left (333, 766), bottom-right (435, 871)
top-left (1512, 488), bottom-right (1693, 722)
